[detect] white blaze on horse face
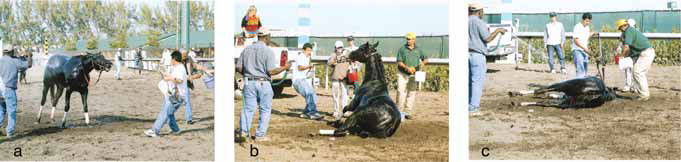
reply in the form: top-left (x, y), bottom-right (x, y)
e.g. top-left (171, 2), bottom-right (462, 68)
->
top-left (84, 113), bottom-right (90, 124)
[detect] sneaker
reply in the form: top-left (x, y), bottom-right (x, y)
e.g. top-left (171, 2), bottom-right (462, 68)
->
top-left (469, 107), bottom-right (482, 116)
top-left (187, 120), bottom-right (195, 125)
top-left (404, 115), bottom-right (413, 120)
top-left (560, 69), bottom-right (567, 74)
top-left (169, 130), bottom-right (182, 135)
top-left (144, 129), bottom-right (159, 137)
top-left (253, 136), bottom-right (270, 142)
top-left (550, 70), bottom-right (556, 73)
top-left (308, 113), bottom-right (323, 120)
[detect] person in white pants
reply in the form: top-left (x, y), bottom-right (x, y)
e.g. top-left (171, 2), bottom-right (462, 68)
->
top-left (616, 19), bottom-right (655, 100)
top-left (327, 41), bottom-right (350, 120)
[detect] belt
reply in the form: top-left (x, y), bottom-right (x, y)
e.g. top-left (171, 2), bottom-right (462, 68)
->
top-left (245, 77), bottom-right (270, 82)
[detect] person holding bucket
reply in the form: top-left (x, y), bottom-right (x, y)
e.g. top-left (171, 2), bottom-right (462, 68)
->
top-left (396, 32), bottom-right (428, 120)
top-left (328, 40), bottom-right (350, 120)
top-left (615, 19), bottom-right (655, 101)
top-left (181, 49), bottom-right (214, 125)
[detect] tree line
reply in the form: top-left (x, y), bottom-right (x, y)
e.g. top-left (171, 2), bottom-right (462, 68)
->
top-left (0, 0), bottom-right (214, 50)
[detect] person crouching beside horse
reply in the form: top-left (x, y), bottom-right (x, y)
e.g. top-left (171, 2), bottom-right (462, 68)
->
top-left (145, 51), bottom-right (187, 137)
top-left (0, 44), bottom-right (29, 138)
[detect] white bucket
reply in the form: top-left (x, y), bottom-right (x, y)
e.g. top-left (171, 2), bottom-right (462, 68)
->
top-left (415, 71), bottom-right (426, 82)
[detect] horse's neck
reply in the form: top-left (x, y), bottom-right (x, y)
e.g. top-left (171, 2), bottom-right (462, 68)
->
top-left (363, 55), bottom-right (386, 84)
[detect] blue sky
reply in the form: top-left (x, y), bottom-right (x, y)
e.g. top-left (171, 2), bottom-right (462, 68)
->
top-left (234, 0), bottom-right (449, 36)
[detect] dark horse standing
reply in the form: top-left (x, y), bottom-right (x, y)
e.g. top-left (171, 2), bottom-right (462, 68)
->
top-left (333, 42), bottom-right (401, 138)
top-left (510, 76), bottom-right (617, 108)
top-left (38, 51), bottom-right (112, 127)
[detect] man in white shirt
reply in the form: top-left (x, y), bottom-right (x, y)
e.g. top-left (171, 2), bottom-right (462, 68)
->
top-left (571, 13), bottom-right (598, 78)
top-left (292, 43), bottom-right (322, 120)
top-left (543, 12), bottom-right (566, 73)
top-left (145, 50), bottom-right (186, 137)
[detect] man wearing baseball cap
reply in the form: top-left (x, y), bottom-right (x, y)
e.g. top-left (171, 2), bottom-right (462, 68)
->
top-left (543, 12), bottom-right (567, 74)
top-left (396, 32), bottom-right (428, 120)
top-left (328, 40), bottom-right (350, 120)
top-left (615, 19), bottom-right (654, 101)
top-left (0, 43), bottom-right (29, 137)
top-left (236, 29), bottom-right (292, 142)
top-left (468, 2), bottom-right (507, 115)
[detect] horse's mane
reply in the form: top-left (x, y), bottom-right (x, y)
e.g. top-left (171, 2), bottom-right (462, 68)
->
top-left (364, 53), bottom-right (387, 84)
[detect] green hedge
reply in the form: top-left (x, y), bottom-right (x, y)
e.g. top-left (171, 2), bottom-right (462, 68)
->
top-left (314, 64), bottom-right (449, 92)
top-left (518, 38), bottom-right (681, 66)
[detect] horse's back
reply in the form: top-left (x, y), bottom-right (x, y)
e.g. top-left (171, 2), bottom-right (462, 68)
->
top-left (44, 54), bottom-right (72, 84)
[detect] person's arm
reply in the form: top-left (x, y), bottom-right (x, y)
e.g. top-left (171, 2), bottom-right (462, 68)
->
top-left (236, 49), bottom-right (245, 74)
top-left (162, 72), bottom-right (183, 83)
top-left (16, 58), bottom-right (29, 71)
top-left (543, 25), bottom-right (549, 47)
top-left (484, 28), bottom-right (507, 43)
top-left (560, 24), bottom-right (566, 48)
top-left (266, 49), bottom-right (289, 75)
top-left (396, 48), bottom-right (411, 73)
top-left (574, 27), bottom-right (590, 53)
top-left (327, 54), bottom-right (336, 66)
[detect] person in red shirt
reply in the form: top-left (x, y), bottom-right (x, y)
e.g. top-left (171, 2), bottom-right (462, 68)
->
top-left (241, 5), bottom-right (262, 44)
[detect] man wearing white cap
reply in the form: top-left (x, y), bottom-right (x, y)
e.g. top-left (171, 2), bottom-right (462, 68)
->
top-left (328, 40), bottom-right (350, 120)
top-left (0, 44), bottom-right (29, 137)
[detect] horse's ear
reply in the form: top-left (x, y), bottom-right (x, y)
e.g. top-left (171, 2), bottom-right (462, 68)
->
top-left (372, 42), bottom-right (379, 49)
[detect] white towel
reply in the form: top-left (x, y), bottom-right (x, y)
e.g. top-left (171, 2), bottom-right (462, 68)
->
top-left (619, 57), bottom-right (633, 70)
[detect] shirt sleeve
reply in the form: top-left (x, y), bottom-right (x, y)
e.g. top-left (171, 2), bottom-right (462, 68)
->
top-left (266, 47), bottom-right (277, 71)
top-left (396, 47), bottom-right (403, 63)
top-left (543, 24), bottom-right (549, 45)
top-left (560, 23), bottom-right (566, 44)
top-left (327, 54), bottom-right (336, 65)
top-left (478, 20), bottom-right (491, 43)
top-left (236, 48), bottom-right (245, 70)
top-left (16, 59), bottom-right (29, 71)
top-left (623, 28), bottom-right (635, 46)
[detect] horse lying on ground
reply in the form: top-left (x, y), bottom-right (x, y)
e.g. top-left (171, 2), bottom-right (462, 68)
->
top-left (509, 76), bottom-right (617, 108)
top-left (332, 42), bottom-right (401, 138)
top-left (38, 51), bottom-right (112, 128)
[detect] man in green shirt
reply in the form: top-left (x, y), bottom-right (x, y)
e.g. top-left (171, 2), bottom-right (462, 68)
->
top-left (616, 19), bottom-right (655, 101)
top-left (396, 32), bottom-right (428, 120)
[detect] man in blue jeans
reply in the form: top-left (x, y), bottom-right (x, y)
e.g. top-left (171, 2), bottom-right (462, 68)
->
top-left (0, 44), bottom-right (29, 137)
top-left (468, 3), bottom-right (507, 115)
top-left (236, 30), bottom-right (290, 142)
top-left (145, 51), bottom-right (186, 137)
top-left (571, 13), bottom-right (598, 78)
top-left (294, 43), bottom-right (322, 120)
top-left (543, 12), bottom-right (566, 73)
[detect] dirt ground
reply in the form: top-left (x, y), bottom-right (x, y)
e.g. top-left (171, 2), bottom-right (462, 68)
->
top-left (234, 87), bottom-right (449, 161)
top-left (0, 62), bottom-right (214, 161)
top-left (470, 64), bottom-right (680, 160)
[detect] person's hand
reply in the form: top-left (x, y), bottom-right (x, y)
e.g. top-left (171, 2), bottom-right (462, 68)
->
top-left (408, 67), bottom-right (416, 74)
top-left (592, 32), bottom-right (599, 37)
top-left (496, 28), bottom-right (508, 34)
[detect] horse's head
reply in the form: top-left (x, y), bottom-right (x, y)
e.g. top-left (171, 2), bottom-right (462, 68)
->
top-left (349, 42), bottom-right (379, 63)
top-left (83, 52), bottom-right (113, 72)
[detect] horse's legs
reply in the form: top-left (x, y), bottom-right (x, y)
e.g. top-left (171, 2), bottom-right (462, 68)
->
top-left (334, 111), bottom-right (361, 136)
top-left (50, 86), bottom-right (64, 122)
top-left (80, 89), bottom-right (90, 125)
top-left (37, 83), bottom-right (51, 123)
top-left (61, 88), bottom-right (73, 128)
